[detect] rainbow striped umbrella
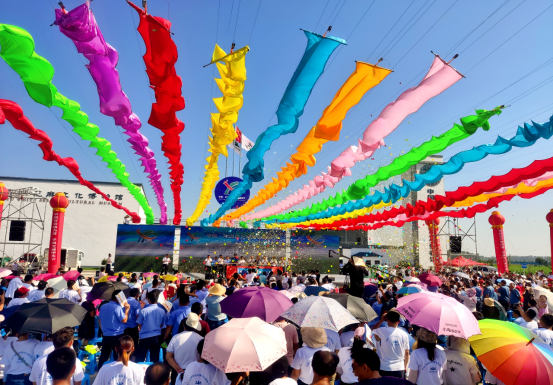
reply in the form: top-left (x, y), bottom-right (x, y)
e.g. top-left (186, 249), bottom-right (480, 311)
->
top-left (468, 319), bottom-right (553, 385)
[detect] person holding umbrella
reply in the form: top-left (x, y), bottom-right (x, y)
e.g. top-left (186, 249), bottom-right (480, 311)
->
top-left (97, 290), bottom-right (131, 369)
top-left (29, 327), bottom-right (85, 385)
top-left (342, 257), bottom-right (368, 298)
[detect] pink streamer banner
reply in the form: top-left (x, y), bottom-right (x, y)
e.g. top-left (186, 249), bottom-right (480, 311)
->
top-left (247, 55), bottom-right (463, 221)
top-left (54, 2), bottom-right (168, 224)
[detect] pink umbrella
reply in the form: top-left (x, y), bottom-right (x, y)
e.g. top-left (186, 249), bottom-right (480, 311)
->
top-left (220, 286), bottom-right (293, 323)
top-left (4, 275), bottom-right (16, 280)
top-left (33, 273), bottom-right (59, 282)
top-left (106, 276), bottom-right (117, 281)
top-left (63, 271), bottom-right (80, 281)
top-left (201, 317), bottom-right (287, 373)
top-left (417, 272), bottom-right (442, 287)
top-left (142, 272), bottom-right (156, 278)
top-left (0, 268), bottom-right (13, 279)
top-left (397, 292), bottom-right (480, 339)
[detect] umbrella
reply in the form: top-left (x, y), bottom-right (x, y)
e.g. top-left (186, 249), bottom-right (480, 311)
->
top-left (202, 317), bottom-right (287, 373)
top-left (161, 274), bottom-right (178, 281)
top-left (323, 293), bottom-right (377, 322)
top-left (62, 270), bottom-right (81, 281)
top-left (90, 281), bottom-right (130, 301)
top-left (497, 278), bottom-right (514, 285)
top-left (363, 283), bottom-right (378, 302)
top-left (533, 285), bottom-right (553, 313)
top-left (469, 319), bottom-right (553, 384)
top-left (48, 277), bottom-right (68, 298)
top-left (33, 273), bottom-right (58, 282)
top-left (405, 281), bottom-right (428, 289)
top-left (417, 273), bottom-right (442, 287)
top-left (220, 286), bottom-right (293, 323)
top-left (143, 272), bottom-right (157, 278)
top-left (453, 272), bottom-right (470, 280)
top-left (397, 292), bottom-right (480, 339)
top-left (404, 276), bottom-right (420, 282)
top-left (397, 285), bottom-right (425, 295)
top-left (352, 257), bottom-right (366, 267)
top-left (97, 275), bottom-right (118, 283)
top-left (0, 268), bottom-right (13, 278)
top-left (280, 296), bottom-right (358, 332)
top-left (5, 298), bottom-right (87, 334)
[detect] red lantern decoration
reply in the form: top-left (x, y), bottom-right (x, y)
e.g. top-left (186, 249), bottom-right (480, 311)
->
top-left (48, 193), bottom-right (70, 274)
top-left (489, 211), bottom-right (508, 274)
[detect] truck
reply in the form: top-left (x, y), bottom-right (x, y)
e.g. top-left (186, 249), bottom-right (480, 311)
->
top-left (43, 247), bottom-right (83, 271)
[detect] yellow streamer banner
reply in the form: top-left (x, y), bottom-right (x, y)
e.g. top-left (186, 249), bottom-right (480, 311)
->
top-left (221, 62), bottom-right (392, 222)
top-left (186, 45), bottom-right (249, 226)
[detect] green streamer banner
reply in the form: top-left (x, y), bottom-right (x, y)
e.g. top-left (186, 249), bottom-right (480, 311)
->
top-left (268, 107), bottom-right (503, 221)
top-left (0, 24), bottom-right (154, 224)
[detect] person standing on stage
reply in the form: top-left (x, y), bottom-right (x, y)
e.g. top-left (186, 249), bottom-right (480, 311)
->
top-left (224, 256), bottom-right (231, 264)
top-left (162, 254), bottom-right (171, 275)
top-left (238, 256), bottom-right (247, 265)
top-left (217, 255), bottom-right (224, 265)
top-left (342, 257), bottom-right (368, 298)
top-left (106, 254), bottom-right (113, 275)
top-left (262, 256), bottom-right (269, 266)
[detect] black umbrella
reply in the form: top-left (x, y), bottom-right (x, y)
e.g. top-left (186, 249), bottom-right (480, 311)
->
top-left (5, 298), bottom-right (87, 334)
top-left (90, 281), bottom-right (130, 301)
top-left (324, 293), bottom-right (378, 323)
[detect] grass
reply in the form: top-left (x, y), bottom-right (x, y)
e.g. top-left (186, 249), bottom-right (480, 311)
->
top-left (507, 264), bottom-right (551, 274)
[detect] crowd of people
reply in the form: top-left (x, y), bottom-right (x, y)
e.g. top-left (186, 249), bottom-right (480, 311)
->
top-left (0, 257), bottom-right (552, 385)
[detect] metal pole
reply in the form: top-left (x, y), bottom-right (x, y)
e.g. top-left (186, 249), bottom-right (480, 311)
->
top-left (225, 154), bottom-right (228, 178)
top-left (239, 147), bottom-right (241, 176)
top-left (232, 147), bottom-right (235, 177)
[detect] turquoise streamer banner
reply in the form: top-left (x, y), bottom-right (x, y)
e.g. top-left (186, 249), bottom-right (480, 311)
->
top-left (202, 30), bottom-right (345, 225)
top-left (265, 115), bottom-right (553, 224)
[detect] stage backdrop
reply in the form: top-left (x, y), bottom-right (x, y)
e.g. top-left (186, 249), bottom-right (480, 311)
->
top-left (115, 225), bottom-right (340, 273)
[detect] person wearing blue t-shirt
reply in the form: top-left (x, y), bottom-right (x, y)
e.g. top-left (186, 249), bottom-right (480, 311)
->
top-left (135, 290), bottom-right (167, 363)
top-left (497, 280), bottom-right (510, 310)
top-left (483, 279), bottom-right (497, 301)
top-left (124, 288), bottom-right (142, 350)
top-left (509, 282), bottom-right (521, 308)
top-left (98, 290), bottom-right (131, 369)
top-left (164, 294), bottom-right (191, 339)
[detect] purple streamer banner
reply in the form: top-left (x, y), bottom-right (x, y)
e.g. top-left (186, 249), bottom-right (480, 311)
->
top-left (54, 2), bottom-right (168, 224)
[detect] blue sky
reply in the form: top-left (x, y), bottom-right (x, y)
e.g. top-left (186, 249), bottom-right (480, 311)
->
top-left (1, 0), bottom-right (552, 258)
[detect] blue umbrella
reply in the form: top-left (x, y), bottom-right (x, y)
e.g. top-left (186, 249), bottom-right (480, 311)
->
top-left (497, 278), bottom-right (513, 285)
top-left (397, 286), bottom-right (424, 295)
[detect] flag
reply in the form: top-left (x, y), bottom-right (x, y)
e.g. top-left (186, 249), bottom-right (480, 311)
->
top-left (228, 127), bottom-right (242, 155)
top-left (241, 132), bottom-right (254, 151)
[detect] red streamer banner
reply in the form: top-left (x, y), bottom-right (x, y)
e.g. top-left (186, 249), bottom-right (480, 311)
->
top-left (0, 99), bottom-right (141, 222)
top-left (299, 156), bottom-right (553, 230)
top-left (128, 1), bottom-right (185, 225)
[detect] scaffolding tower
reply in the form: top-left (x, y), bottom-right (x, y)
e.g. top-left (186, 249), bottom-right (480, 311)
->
top-left (436, 215), bottom-right (479, 264)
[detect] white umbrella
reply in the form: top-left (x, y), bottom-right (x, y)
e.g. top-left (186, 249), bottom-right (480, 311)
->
top-left (404, 276), bottom-right (420, 282)
top-left (453, 272), bottom-right (471, 280)
top-left (47, 277), bottom-right (67, 298)
top-left (280, 296), bottom-right (358, 332)
top-left (0, 268), bottom-right (13, 279)
top-left (533, 285), bottom-right (553, 313)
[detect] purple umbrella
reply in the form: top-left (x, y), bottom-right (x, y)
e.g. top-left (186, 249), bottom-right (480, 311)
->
top-left (220, 287), bottom-right (293, 323)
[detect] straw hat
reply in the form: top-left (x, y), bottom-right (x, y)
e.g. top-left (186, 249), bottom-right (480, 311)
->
top-left (208, 284), bottom-right (226, 296)
top-left (186, 313), bottom-right (202, 331)
top-left (301, 327), bottom-right (327, 348)
top-left (416, 327), bottom-right (438, 344)
top-left (484, 298), bottom-right (495, 307)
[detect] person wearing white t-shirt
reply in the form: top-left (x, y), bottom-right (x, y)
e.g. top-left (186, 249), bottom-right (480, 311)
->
top-left (1, 332), bottom-right (40, 383)
top-left (535, 314), bottom-right (553, 350)
top-left (21, 275), bottom-right (36, 292)
top-left (94, 336), bottom-right (144, 385)
top-left (518, 309), bottom-right (539, 331)
top-left (33, 337), bottom-right (54, 359)
top-left (166, 314), bottom-right (204, 382)
top-left (324, 329), bottom-right (342, 354)
top-left (372, 310), bottom-right (410, 379)
top-left (162, 255), bottom-right (171, 275)
top-left (7, 287), bottom-right (31, 308)
top-left (290, 327), bottom-right (330, 385)
top-left (267, 356), bottom-right (296, 385)
top-left (58, 280), bottom-right (82, 304)
top-left (5, 274), bottom-right (23, 298)
top-left (245, 269), bottom-right (257, 286)
top-left (408, 328), bottom-right (447, 385)
top-left (180, 339), bottom-right (230, 385)
top-left (29, 327), bottom-right (84, 385)
top-left (336, 338), bottom-right (365, 385)
top-left (28, 281), bottom-right (48, 302)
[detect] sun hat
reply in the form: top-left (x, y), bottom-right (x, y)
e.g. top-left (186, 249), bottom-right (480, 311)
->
top-left (484, 298), bottom-right (495, 307)
top-left (416, 327), bottom-right (438, 344)
top-left (354, 326), bottom-right (365, 339)
top-left (186, 313), bottom-right (202, 331)
top-left (208, 284), bottom-right (226, 296)
top-left (301, 327), bottom-right (327, 348)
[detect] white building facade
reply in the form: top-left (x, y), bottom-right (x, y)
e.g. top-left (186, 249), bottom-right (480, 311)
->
top-left (0, 176), bottom-right (147, 267)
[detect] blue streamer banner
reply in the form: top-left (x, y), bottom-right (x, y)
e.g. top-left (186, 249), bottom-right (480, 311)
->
top-left (265, 115), bottom-right (553, 224)
top-left (202, 30), bottom-right (345, 225)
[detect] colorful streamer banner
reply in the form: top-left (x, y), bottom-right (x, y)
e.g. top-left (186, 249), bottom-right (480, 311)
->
top-left (186, 45), bottom-right (249, 226)
top-left (266, 107), bottom-right (503, 224)
top-left (250, 54), bottom-right (464, 221)
top-left (0, 100), bottom-right (141, 222)
top-left (54, 2), bottom-right (168, 223)
top-left (266, 113), bottom-right (553, 226)
top-left (0, 24), bottom-right (155, 224)
top-left (129, 1), bottom-right (185, 225)
top-left (302, 154), bottom-right (553, 230)
top-left (221, 61), bottom-right (392, 222)
top-left (201, 30), bottom-right (346, 226)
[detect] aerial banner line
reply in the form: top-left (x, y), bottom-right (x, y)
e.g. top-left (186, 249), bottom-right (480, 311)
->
top-left (300, 153), bottom-right (553, 230)
top-left (220, 61), bottom-right (393, 223)
top-left (128, 1), bottom-right (185, 225)
top-left (265, 107), bottom-right (503, 224)
top-left (54, 1), bottom-right (168, 224)
top-left (266, 113), bottom-right (553, 226)
top-left (186, 44), bottom-right (249, 226)
top-left (0, 24), bottom-right (155, 224)
top-left (249, 54), bottom-right (464, 221)
top-left (0, 100), bottom-right (141, 222)
top-left (202, 30), bottom-right (346, 226)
